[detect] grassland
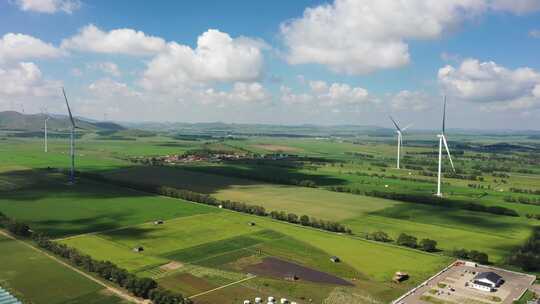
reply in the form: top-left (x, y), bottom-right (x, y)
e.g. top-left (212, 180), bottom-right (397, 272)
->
top-left (0, 170), bottom-right (216, 237)
top-left (62, 210), bottom-right (450, 284)
top-left (0, 234), bottom-right (126, 304)
top-left (0, 133), bottom-right (538, 303)
top-left (101, 165), bottom-right (537, 263)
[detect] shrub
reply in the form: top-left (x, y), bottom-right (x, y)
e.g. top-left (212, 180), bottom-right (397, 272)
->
top-left (397, 233), bottom-right (418, 248)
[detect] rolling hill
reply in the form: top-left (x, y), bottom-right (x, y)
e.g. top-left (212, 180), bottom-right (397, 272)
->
top-left (0, 111), bottom-right (125, 132)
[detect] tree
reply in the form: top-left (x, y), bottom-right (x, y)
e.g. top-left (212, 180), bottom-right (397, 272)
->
top-left (300, 215), bottom-right (310, 226)
top-left (397, 233), bottom-right (417, 248)
top-left (287, 213), bottom-right (298, 223)
top-left (419, 238), bottom-right (438, 252)
top-left (369, 231), bottom-right (391, 242)
top-left (469, 250), bottom-right (489, 264)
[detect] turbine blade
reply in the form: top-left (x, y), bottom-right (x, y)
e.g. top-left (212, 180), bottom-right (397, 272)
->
top-left (401, 123), bottom-right (413, 132)
top-left (442, 96), bottom-right (446, 134)
top-left (442, 135), bottom-right (455, 172)
top-left (389, 115), bottom-right (401, 131)
top-left (62, 87), bottom-right (76, 128)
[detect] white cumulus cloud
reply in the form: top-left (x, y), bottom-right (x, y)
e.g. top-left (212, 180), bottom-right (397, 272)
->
top-left (0, 33), bottom-right (63, 63)
top-left (88, 78), bottom-right (140, 98)
top-left (88, 62), bottom-right (121, 77)
top-left (141, 29), bottom-right (266, 91)
top-left (15, 0), bottom-right (80, 14)
top-left (281, 0), bottom-right (540, 74)
top-left (198, 82), bottom-right (270, 105)
top-left (438, 58), bottom-right (540, 110)
top-left (61, 24), bottom-right (166, 56)
top-left (390, 90), bottom-right (432, 112)
top-left (0, 62), bottom-right (61, 99)
top-left (281, 80), bottom-right (371, 107)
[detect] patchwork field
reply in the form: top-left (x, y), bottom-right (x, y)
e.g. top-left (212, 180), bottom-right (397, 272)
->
top-left (101, 165), bottom-right (537, 263)
top-left (0, 134), bottom-right (538, 303)
top-left (61, 207), bottom-right (451, 303)
top-left (0, 234), bottom-right (126, 304)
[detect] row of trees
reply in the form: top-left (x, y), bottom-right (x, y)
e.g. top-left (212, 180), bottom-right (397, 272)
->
top-left (509, 187), bottom-right (540, 195)
top-left (525, 213), bottom-right (540, 220)
top-left (0, 212), bottom-right (189, 304)
top-left (506, 227), bottom-right (540, 271)
top-left (451, 248), bottom-right (489, 264)
top-left (363, 231), bottom-right (438, 252)
top-left (81, 173), bottom-right (350, 235)
top-left (269, 211), bottom-right (351, 233)
top-left (503, 195), bottom-right (540, 206)
top-left (329, 186), bottom-right (519, 217)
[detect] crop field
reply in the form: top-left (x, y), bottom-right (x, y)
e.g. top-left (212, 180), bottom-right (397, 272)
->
top-left (61, 207), bottom-right (451, 303)
top-left (98, 165), bottom-right (538, 263)
top-left (0, 134), bottom-right (538, 303)
top-left (0, 170), bottom-right (216, 237)
top-left (0, 234), bottom-right (126, 304)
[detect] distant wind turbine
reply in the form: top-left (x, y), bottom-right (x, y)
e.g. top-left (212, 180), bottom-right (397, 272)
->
top-left (62, 88), bottom-right (76, 184)
top-left (436, 97), bottom-right (455, 197)
top-left (43, 109), bottom-right (50, 153)
top-left (389, 116), bottom-right (412, 169)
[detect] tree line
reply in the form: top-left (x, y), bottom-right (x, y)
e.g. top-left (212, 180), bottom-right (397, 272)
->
top-left (503, 195), bottom-right (540, 206)
top-left (364, 230), bottom-right (439, 252)
top-left (509, 187), bottom-right (540, 195)
top-left (329, 186), bottom-right (519, 217)
top-left (81, 172), bottom-right (351, 234)
top-left (451, 248), bottom-right (489, 264)
top-left (0, 212), bottom-right (189, 304)
top-left (506, 226), bottom-right (540, 271)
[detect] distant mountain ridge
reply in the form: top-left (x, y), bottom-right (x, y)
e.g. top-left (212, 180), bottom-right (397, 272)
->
top-left (0, 111), bottom-right (125, 132)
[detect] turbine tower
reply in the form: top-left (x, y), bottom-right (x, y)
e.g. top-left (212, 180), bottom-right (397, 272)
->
top-left (62, 88), bottom-right (76, 184)
top-left (389, 116), bottom-right (412, 169)
top-left (44, 114), bottom-right (50, 153)
top-left (436, 97), bottom-right (455, 197)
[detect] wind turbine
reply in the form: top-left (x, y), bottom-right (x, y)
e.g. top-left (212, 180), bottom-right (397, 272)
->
top-left (436, 97), bottom-right (455, 197)
top-left (62, 88), bottom-right (76, 184)
top-left (389, 116), bottom-right (412, 169)
top-left (43, 109), bottom-right (50, 153)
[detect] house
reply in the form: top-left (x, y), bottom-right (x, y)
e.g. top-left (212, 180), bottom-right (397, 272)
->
top-left (133, 246), bottom-right (144, 252)
top-left (330, 256), bottom-right (340, 263)
top-left (469, 272), bottom-right (503, 292)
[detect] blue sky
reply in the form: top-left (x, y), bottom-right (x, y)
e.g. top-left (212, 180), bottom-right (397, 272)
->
top-left (1, 0), bottom-right (540, 130)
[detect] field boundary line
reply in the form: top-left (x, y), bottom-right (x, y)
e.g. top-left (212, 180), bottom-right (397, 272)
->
top-left (0, 230), bottom-right (146, 304)
top-left (188, 275), bottom-right (257, 299)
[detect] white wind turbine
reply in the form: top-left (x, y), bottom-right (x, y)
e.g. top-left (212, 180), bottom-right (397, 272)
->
top-left (389, 116), bottom-right (412, 169)
top-left (62, 88), bottom-right (77, 184)
top-left (44, 111), bottom-right (50, 153)
top-left (436, 97), bottom-right (455, 197)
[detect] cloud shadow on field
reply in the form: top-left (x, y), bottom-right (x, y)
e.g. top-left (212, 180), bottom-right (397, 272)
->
top-left (370, 204), bottom-right (526, 235)
top-left (95, 162), bottom-right (347, 196)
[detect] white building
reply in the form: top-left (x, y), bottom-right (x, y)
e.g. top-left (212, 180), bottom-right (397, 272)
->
top-left (469, 272), bottom-right (503, 292)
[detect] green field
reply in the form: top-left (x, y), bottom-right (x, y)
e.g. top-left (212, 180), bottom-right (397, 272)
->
top-left (101, 165), bottom-right (538, 263)
top-left (62, 210), bottom-right (450, 286)
top-left (0, 133), bottom-right (538, 303)
top-left (0, 234), bottom-right (126, 304)
top-left (0, 170), bottom-right (216, 237)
